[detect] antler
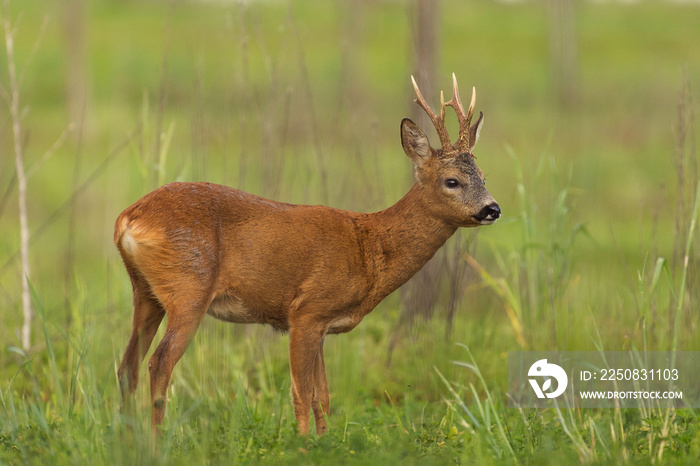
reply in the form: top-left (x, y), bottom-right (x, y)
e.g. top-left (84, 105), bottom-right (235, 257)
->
top-left (411, 75), bottom-right (453, 155)
top-left (445, 73), bottom-right (476, 153)
top-left (411, 74), bottom-right (479, 156)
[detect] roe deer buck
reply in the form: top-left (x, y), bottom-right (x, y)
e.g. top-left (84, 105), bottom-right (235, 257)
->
top-left (115, 74), bottom-right (500, 435)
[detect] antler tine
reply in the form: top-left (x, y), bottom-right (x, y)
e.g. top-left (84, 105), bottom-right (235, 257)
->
top-left (467, 85), bottom-right (476, 123)
top-left (411, 75), bottom-right (453, 154)
top-left (445, 73), bottom-right (477, 152)
top-left (440, 90), bottom-right (445, 123)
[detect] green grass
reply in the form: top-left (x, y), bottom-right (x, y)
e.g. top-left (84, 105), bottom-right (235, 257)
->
top-left (1, 0), bottom-right (700, 463)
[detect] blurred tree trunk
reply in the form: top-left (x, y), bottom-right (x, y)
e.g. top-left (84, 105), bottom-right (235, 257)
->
top-left (548, 0), bottom-right (578, 109)
top-left (411, 0), bottom-right (438, 131)
top-left (63, 0), bottom-right (89, 341)
top-left (389, 0), bottom-right (441, 365)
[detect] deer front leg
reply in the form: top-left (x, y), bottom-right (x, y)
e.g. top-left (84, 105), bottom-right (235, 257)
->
top-left (289, 324), bottom-right (326, 436)
top-left (311, 338), bottom-right (330, 435)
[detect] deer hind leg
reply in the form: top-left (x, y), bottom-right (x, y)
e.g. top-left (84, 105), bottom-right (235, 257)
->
top-left (147, 292), bottom-right (209, 432)
top-left (311, 338), bottom-right (330, 435)
top-left (289, 322), bottom-right (327, 436)
top-left (117, 276), bottom-right (165, 410)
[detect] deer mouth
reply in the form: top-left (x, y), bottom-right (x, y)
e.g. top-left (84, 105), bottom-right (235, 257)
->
top-left (477, 217), bottom-right (497, 225)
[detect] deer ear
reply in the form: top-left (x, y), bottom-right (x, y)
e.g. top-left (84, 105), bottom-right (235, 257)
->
top-left (401, 118), bottom-right (433, 166)
top-left (468, 112), bottom-right (484, 152)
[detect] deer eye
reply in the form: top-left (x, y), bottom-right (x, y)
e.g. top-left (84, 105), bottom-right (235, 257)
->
top-left (444, 179), bottom-right (460, 189)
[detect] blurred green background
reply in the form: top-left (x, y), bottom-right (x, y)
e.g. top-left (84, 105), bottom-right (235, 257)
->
top-left (1, 0), bottom-right (699, 463)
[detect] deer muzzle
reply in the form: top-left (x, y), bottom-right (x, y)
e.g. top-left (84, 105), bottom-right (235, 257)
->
top-left (475, 203), bottom-right (501, 225)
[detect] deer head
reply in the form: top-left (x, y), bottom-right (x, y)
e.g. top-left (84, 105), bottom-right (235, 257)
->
top-left (401, 73), bottom-right (500, 227)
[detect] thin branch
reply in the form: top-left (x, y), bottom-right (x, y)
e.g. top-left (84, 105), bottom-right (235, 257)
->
top-left (3, 0), bottom-right (33, 351)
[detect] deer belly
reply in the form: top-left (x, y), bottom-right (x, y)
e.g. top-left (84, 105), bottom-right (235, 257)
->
top-left (206, 296), bottom-right (258, 324)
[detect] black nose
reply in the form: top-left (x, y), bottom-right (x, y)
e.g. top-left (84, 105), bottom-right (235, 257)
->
top-left (477, 203), bottom-right (501, 221)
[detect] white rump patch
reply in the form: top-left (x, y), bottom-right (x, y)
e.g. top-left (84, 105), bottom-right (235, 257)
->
top-left (120, 227), bottom-right (138, 256)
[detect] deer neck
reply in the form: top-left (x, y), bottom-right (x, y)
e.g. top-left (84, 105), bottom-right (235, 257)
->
top-left (368, 183), bottom-right (457, 297)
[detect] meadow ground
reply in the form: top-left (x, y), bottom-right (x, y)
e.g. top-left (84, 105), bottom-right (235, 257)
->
top-left (1, 0), bottom-right (700, 464)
